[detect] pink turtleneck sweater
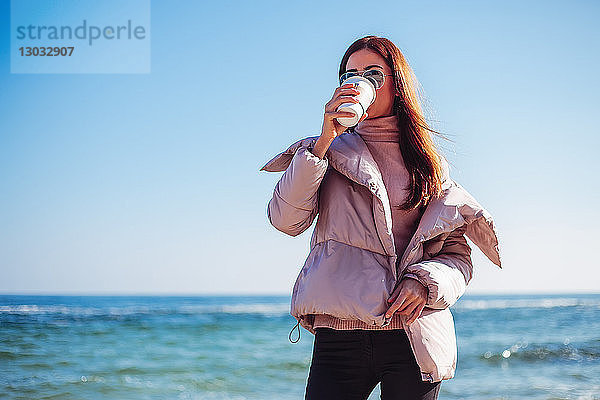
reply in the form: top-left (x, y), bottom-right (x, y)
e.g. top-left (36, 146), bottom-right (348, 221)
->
top-left (312, 114), bottom-right (424, 331)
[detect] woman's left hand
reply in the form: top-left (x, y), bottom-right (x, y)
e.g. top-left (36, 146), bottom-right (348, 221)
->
top-left (385, 278), bottom-right (429, 325)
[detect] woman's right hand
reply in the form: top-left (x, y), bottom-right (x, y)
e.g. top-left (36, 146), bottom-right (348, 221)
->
top-left (311, 83), bottom-right (369, 160)
top-left (321, 82), bottom-right (368, 140)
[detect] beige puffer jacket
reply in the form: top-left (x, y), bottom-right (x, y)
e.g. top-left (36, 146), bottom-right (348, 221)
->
top-left (260, 131), bottom-right (502, 382)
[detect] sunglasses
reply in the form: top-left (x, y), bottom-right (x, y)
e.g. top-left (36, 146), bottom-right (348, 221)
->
top-left (339, 69), bottom-right (393, 90)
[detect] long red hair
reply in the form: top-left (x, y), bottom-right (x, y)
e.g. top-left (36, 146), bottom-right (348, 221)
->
top-left (339, 35), bottom-right (450, 210)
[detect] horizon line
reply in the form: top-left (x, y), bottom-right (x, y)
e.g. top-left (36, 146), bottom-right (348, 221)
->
top-left (0, 291), bottom-right (599, 297)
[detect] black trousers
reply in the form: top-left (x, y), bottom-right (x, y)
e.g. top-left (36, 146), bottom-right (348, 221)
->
top-left (305, 327), bottom-right (441, 400)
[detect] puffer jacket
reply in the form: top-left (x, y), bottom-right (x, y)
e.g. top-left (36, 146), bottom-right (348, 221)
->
top-left (259, 131), bottom-right (502, 382)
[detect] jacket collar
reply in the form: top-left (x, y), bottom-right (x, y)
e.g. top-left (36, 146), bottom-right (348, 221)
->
top-left (260, 132), bottom-right (501, 269)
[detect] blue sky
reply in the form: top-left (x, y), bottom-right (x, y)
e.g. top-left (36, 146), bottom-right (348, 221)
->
top-left (1, 0), bottom-right (598, 295)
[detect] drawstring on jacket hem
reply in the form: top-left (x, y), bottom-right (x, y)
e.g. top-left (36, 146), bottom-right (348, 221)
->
top-left (288, 319), bottom-right (301, 343)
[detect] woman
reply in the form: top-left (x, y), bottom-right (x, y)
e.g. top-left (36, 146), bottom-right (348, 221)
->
top-left (260, 35), bottom-right (502, 400)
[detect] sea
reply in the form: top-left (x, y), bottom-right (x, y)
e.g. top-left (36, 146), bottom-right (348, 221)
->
top-left (1, 293), bottom-right (599, 400)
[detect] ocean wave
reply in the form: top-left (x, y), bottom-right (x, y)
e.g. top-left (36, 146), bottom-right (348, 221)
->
top-left (454, 297), bottom-right (600, 310)
top-left (2, 296), bottom-right (597, 316)
top-left (0, 303), bottom-right (290, 317)
top-left (480, 341), bottom-right (600, 363)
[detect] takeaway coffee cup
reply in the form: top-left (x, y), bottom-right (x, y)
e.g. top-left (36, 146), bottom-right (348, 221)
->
top-left (336, 76), bottom-right (376, 128)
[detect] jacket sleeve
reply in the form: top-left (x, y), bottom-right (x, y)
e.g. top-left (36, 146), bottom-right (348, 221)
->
top-left (267, 144), bottom-right (329, 237)
top-left (400, 224), bottom-right (473, 309)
